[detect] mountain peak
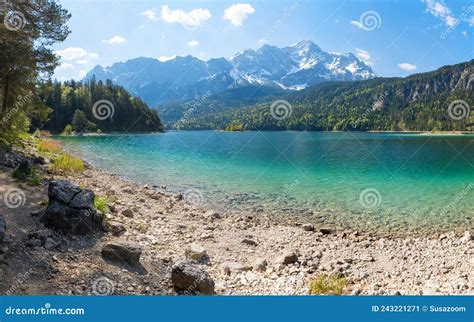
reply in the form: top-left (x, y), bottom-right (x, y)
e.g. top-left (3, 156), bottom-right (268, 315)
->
top-left (85, 40), bottom-right (376, 105)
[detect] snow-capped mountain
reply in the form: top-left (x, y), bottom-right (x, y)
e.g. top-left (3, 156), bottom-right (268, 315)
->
top-left (85, 40), bottom-right (375, 106)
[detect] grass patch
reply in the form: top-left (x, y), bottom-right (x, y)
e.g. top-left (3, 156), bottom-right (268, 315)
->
top-left (12, 164), bottom-right (43, 186)
top-left (94, 195), bottom-right (109, 213)
top-left (309, 273), bottom-right (347, 295)
top-left (38, 139), bottom-right (61, 153)
top-left (52, 153), bottom-right (85, 174)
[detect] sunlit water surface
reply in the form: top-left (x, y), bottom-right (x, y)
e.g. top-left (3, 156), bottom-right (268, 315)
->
top-left (59, 131), bottom-right (474, 234)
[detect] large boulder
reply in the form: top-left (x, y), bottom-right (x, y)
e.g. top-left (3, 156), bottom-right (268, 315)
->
top-left (40, 180), bottom-right (103, 234)
top-left (171, 260), bottom-right (215, 295)
top-left (101, 242), bottom-right (142, 265)
top-left (0, 215), bottom-right (6, 242)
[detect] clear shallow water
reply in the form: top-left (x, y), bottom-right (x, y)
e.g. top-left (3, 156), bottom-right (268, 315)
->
top-left (59, 131), bottom-right (474, 234)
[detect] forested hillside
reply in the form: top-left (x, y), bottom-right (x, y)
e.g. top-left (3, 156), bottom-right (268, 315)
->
top-left (172, 60), bottom-right (474, 131)
top-left (38, 79), bottom-right (163, 134)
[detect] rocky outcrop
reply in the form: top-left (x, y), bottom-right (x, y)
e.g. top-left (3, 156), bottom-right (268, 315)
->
top-left (101, 242), bottom-right (142, 265)
top-left (171, 260), bottom-right (215, 295)
top-left (40, 180), bottom-right (103, 234)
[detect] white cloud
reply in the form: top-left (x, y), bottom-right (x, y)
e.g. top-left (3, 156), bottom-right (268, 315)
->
top-left (103, 35), bottom-right (127, 45)
top-left (188, 40), bottom-right (199, 47)
top-left (223, 3), bottom-right (255, 26)
top-left (421, 0), bottom-right (459, 27)
top-left (78, 70), bottom-right (87, 78)
top-left (398, 63), bottom-right (417, 72)
top-left (350, 20), bottom-right (363, 29)
top-left (59, 62), bottom-right (74, 69)
top-left (462, 30), bottom-right (468, 37)
top-left (161, 5), bottom-right (211, 30)
top-left (469, 16), bottom-right (474, 27)
top-left (142, 8), bottom-right (159, 21)
top-left (258, 38), bottom-right (268, 44)
top-left (158, 55), bottom-right (177, 62)
top-left (355, 48), bottom-right (373, 66)
top-left (54, 47), bottom-right (98, 61)
top-left (76, 60), bottom-right (89, 65)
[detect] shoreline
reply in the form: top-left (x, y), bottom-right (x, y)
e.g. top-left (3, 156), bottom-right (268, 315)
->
top-left (0, 138), bottom-right (472, 295)
top-left (54, 129), bottom-right (474, 137)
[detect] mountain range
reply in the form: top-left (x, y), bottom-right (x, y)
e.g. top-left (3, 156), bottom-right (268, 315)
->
top-left (165, 60), bottom-right (473, 132)
top-left (85, 40), bottom-right (375, 106)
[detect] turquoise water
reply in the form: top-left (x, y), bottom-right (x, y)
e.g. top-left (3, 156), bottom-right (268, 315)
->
top-left (59, 131), bottom-right (474, 233)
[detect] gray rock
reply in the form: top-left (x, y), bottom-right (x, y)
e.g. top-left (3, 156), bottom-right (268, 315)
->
top-left (459, 231), bottom-right (472, 244)
top-left (222, 261), bottom-right (250, 275)
top-left (121, 209), bottom-right (134, 218)
top-left (204, 210), bottom-right (221, 220)
top-left (302, 224), bottom-right (315, 232)
top-left (69, 190), bottom-right (95, 209)
top-left (184, 243), bottom-right (207, 261)
top-left (253, 258), bottom-right (267, 272)
top-left (171, 260), bottom-right (214, 295)
top-left (0, 215), bottom-right (5, 242)
top-left (241, 238), bottom-right (258, 247)
top-left (29, 229), bottom-right (53, 242)
top-left (278, 252), bottom-right (298, 265)
top-left (44, 238), bottom-right (59, 250)
top-left (319, 228), bottom-right (335, 235)
top-left (41, 180), bottom-right (103, 234)
top-left (362, 255), bottom-right (375, 262)
top-left (104, 220), bottom-right (126, 236)
top-left (101, 242), bottom-right (142, 265)
top-left (48, 180), bottom-right (81, 204)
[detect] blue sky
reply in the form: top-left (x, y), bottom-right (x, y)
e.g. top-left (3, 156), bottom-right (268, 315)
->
top-left (53, 0), bottom-right (474, 81)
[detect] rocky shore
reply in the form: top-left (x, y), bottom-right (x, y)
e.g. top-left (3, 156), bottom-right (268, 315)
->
top-left (0, 142), bottom-right (472, 296)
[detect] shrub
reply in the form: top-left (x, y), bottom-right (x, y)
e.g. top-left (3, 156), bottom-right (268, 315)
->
top-left (38, 139), bottom-right (60, 153)
top-left (94, 195), bottom-right (109, 213)
top-left (61, 124), bottom-right (73, 135)
top-left (52, 153), bottom-right (85, 174)
top-left (309, 273), bottom-right (347, 295)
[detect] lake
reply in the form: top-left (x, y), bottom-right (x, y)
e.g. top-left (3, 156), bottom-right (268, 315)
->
top-left (59, 131), bottom-right (474, 235)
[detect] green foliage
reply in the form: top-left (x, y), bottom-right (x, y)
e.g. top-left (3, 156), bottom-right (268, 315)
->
top-left (12, 163), bottom-right (42, 186)
top-left (94, 195), bottom-right (109, 213)
top-left (72, 109), bottom-right (96, 132)
top-left (0, 0), bottom-right (70, 143)
top-left (52, 153), bottom-right (85, 174)
top-left (225, 123), bottom-right (245, 131)
top-left (38, 79), bottom-right (163, 134)
top-left (170, 60), bottom-right (474, 132)
top-left (61, 124), bottom-right (73, 135)
top-left (309, 273), bottom-right (347, 295)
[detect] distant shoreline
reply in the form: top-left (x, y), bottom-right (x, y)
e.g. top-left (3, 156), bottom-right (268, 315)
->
top-left (56, 130), bottom-right (474, 136)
